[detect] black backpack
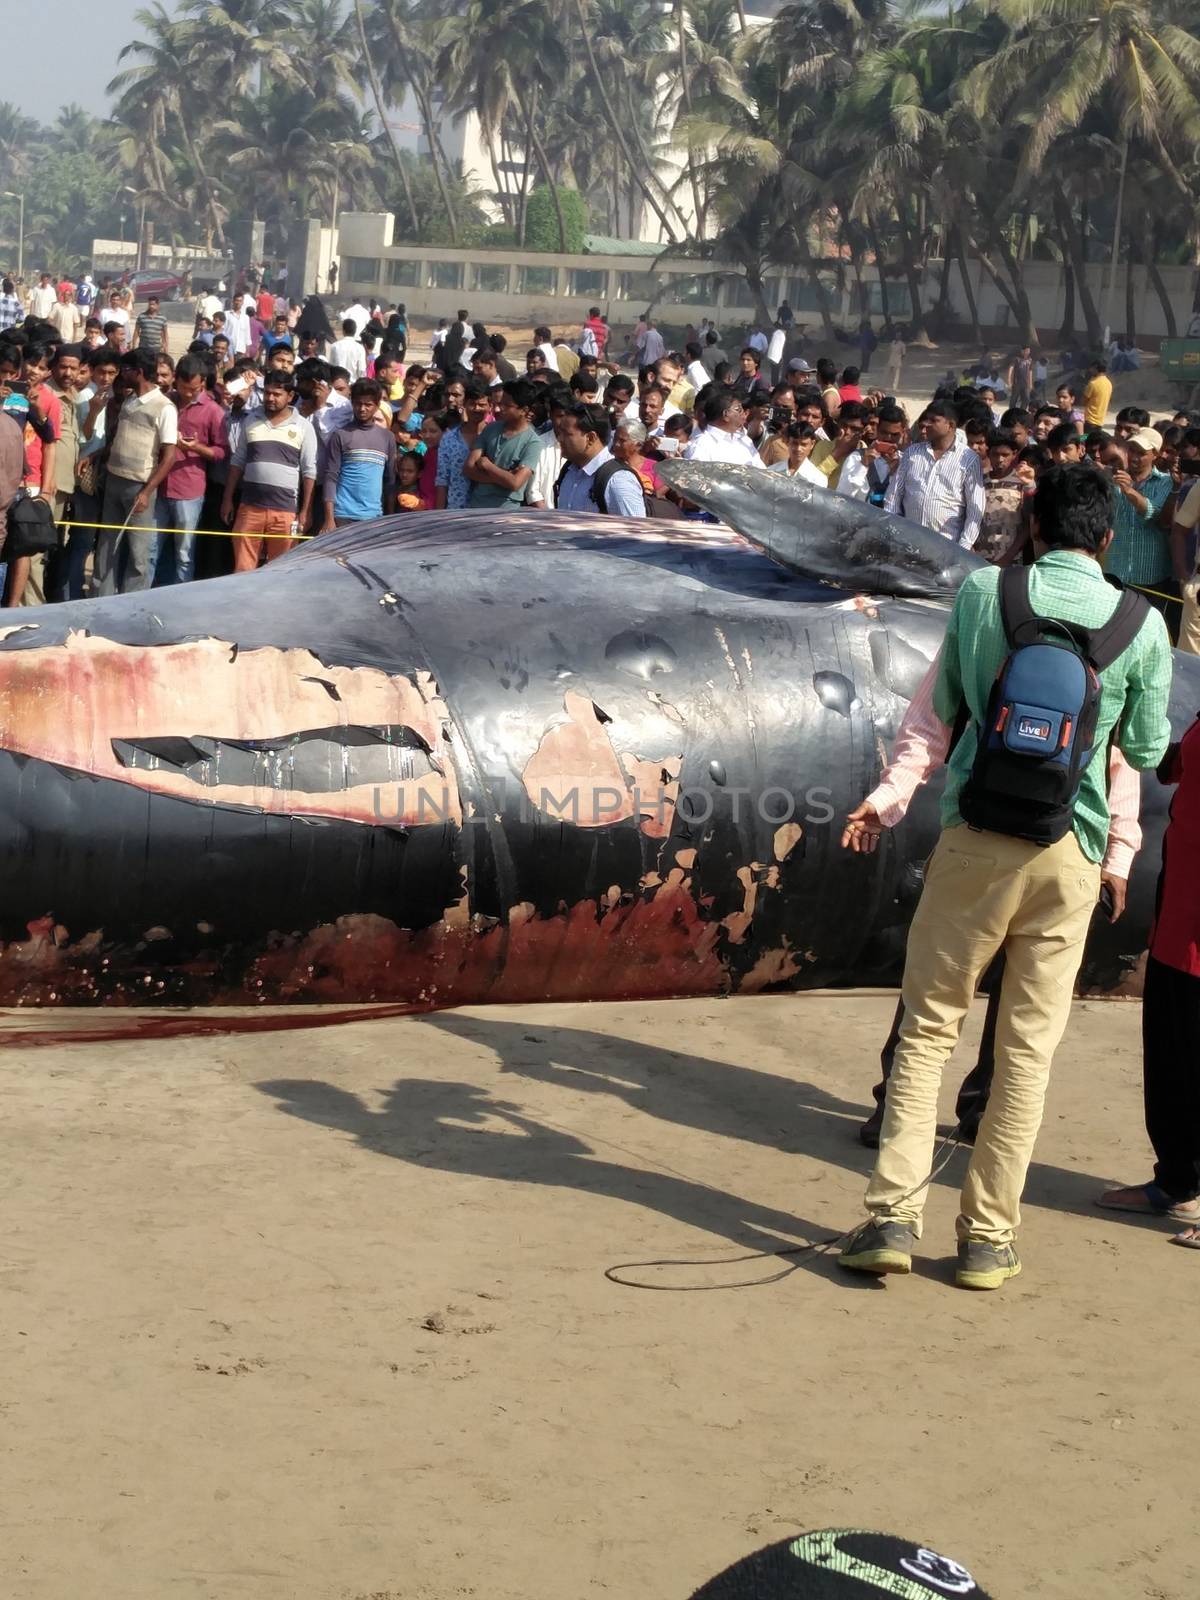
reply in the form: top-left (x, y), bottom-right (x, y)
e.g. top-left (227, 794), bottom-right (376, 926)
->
top-left (553, 457), bottom-right (647, 514)
top-left (958, 565), bottom-right (1149, 845)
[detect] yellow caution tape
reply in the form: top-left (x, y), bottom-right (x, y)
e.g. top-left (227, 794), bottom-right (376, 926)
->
top-left (58, 518), bottom-right (312, 542)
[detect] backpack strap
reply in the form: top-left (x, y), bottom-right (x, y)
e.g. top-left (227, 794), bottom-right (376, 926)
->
top-left (997, 563), bottom-right (1036, 646)
top-left (553, 460), bottom-right (570, 508)
top-left (590, 457), bottom-right (646, 515)
top-left (1087, 587), bottom-right (1150, 671)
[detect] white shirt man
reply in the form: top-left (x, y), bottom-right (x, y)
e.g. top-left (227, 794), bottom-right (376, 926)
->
top-left (224, 297), bottom-right (252, 357)
top-left (684, 426), bottom-right (765, 469)
top-left (329, 330), bottom-right (367, 381)
top-left (197, 289), bottom-right (223, 322)
top-left (685, 357), bottom-right (709, 392)
top-left (748, 328), bottom-right (769, 357)
top-left (29, 277), bottom-right (57, 319)
top-left (341, 301), bottom-right (370, 337)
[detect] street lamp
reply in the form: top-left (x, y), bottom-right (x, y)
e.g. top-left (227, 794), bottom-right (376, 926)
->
top-left (1, 192), bottom-right (23, 281)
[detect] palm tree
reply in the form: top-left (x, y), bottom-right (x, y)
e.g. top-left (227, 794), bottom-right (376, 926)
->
top-left (108, 5), bottom-right (227, 247)
top-left (436, 0), bottom-right (572, 249)
top-left (353, 0), bottom-right (421, 236)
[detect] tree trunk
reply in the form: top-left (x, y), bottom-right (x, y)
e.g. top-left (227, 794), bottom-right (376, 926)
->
top-left (968, 221), bottom-right (1036, 346)
top-left (798, 233), bottom-right (835, 337)
top-left (676, 0), bottom-right (707, 236)
top-left (1147, 227), bottom-right (1177, 336)
top-left (1053, 191), bottom-right (1102, 347)
top-left (413, 81), bottom-right (458, 242)
top-left (1057, 259), bottom-right (1076, 342)
top-left (522, 91), bottom-right (568, 252)
top-left (513, 112), bottom-right (535, 245)
top-left (866, 215), bottom-right (891, 321)
top-left (1124, 228), bottom-right (1137, 345)
top-left (572, 0), bottom-right (685, 244)
top-left (953, 227), bottom-right (981, 344)
top-left (932, 235), bottom-right (954, 333)
top-left (354, 0), bottom-right (419, 239)
top-left (746, 265), bottom-right (772, 330)
top-left (894, 207), bottom-right (929, 341)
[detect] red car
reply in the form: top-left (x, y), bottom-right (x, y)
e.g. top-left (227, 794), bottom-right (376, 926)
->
top-left (115, 268), bottom-right (184, 302)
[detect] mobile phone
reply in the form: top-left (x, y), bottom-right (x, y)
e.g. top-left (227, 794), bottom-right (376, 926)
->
top-left (1099, 882), bottom-right (1115, 920)
top-left (7, 378), bottom-right (28, 395)
top-left (225, 376), bottom-right (249, 397)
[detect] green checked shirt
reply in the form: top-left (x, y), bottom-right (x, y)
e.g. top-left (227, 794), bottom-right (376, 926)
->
top-left (1106, 467), bottom-right (1173, 588)
top-left (933, 550), bottom-right (1174, 863)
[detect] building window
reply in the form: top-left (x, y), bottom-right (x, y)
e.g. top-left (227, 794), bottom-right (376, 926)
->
top-left (345, 257), bottom-right (380, 284)
top-left (721, 275), bottom-right (757, 308)
top-left (617, 271), bottom-right (662, 301)
top-left (386, 259), bottom-right (421, 287)
top-left (428, 260), bottom-right (464, 290)
top-left (568, 268), bottom-right (607, 298)
top-left (473, 263), bottom-right (510, 293)
top-left (517, 265), bottom-right (557, 296)
top-left (662, 273), bottom-right (714, 305)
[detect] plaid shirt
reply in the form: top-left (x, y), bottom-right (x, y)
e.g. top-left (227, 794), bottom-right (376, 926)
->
top-left (885, 438), bottom-right (986, 548)
top-left (933, 550), bottom-right (1173, 863)
top-left (0, 293), bottom-right (23, 331)
top-left (1105, 466), bottom-right (1173, 588)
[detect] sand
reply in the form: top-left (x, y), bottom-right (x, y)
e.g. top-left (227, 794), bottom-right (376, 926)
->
top-left (1, 992), bottom-right (1194, 1600)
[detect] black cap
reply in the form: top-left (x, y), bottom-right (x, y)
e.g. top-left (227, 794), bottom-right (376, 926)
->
top-left (689, 1530), bottom-right (993, 1599)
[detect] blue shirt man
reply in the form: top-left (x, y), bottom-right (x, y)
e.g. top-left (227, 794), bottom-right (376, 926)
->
top-left (554, 404), bottom-right (646, 517)
top-left (321, 379), bottom-right (396, 529)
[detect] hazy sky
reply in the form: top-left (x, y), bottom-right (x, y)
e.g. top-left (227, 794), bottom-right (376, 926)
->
top-left (16, 0), bottom-right (146, 121)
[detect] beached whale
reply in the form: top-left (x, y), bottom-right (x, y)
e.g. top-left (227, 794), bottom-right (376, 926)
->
top-left (0, 471), bottom-right (1191, 1008)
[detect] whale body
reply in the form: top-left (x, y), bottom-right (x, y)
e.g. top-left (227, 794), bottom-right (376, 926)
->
top-left (0, 479), bottom-right (1192, 1009)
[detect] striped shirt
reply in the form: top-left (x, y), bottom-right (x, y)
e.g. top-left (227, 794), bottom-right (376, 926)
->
top-left (325, 420), bottom-right (396, 521)
top-left (1105, 466), bottom-right (1173, 588)
top-left (134, 312), bottom-right (168, 352)
top-left (0, 293), bottom-right (23, 331)
top-left (885, 439), bottom-right (986, 548)
top-left (933, 549), bottom-right (1173, 863)
top-left (231, 407), bottom-right (318, 512)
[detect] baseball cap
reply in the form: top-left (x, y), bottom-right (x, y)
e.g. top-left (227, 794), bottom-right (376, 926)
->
top-left (1126, 427), bottom-right (1163, 453)
top-left (689, 1529), bottom-right (993, 1598)
top-left (787, 358), bottom-right (813, 373)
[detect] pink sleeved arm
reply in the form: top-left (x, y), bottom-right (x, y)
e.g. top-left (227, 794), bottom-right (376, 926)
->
top-left (1102, 746), bottom-right (1142, 880)
top-left (863, 658), bottom-right (950, 828)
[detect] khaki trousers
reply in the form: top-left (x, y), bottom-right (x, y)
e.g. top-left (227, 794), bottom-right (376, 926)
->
top-left (1179, 576), bottom-right (1200, 657)
top-left (866, 824), bottom-right (1100, 1245)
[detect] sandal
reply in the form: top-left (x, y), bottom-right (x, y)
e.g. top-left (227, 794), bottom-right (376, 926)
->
top-left (1095, 1182), bottom-right (1200, 1224)
top-left (1170, 1226), bottom-right (1200, 1250)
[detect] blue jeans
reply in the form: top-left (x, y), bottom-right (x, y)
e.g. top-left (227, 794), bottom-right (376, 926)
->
top-left (155, 495), bottom-right (204, 584)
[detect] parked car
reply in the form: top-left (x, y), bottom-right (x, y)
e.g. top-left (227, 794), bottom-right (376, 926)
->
top-left (115, 268), bottom-right (184, 302)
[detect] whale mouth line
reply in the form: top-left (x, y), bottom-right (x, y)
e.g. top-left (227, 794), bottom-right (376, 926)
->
top-left (111, 725), bottom-right (437, 794)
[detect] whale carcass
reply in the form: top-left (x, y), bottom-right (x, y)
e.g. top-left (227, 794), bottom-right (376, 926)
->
top-left (0, 465), bottom-right (1192, 1009)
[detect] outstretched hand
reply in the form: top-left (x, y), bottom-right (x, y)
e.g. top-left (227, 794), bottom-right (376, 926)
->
top-left (841, 800), bottom-right (883, 854)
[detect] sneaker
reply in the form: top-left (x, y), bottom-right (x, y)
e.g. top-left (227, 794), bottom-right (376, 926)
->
top-left (838, 1218), bottom-right (913, 1275)
top-left (955, 1239), bottom-right (1021, 1290)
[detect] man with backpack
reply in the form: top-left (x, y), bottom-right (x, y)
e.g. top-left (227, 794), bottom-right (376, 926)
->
top-left (554, 403), bottom-right (646, 517)
top-left (838, 464), bottom-right (1173, 1290)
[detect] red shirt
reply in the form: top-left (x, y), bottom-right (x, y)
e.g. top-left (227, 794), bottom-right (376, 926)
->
top-left (839, 383), bottom-right (863, 404)
top-left (166, 389), bottom-right (227, 501)
top-left (22, 387), bottom-right (61, 489)
top-left (1150, 716), bottom-right (1200, 977)
top-left (418, 444), bottom-right (438, 510)
top-left (256, 290), bottom-right (274, 324)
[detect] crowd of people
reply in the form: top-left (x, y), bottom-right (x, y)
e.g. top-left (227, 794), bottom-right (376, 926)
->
top-left (0, 273), bottom-right (1196, 659)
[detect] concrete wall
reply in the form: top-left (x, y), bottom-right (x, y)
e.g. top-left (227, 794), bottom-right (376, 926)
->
top-left (331, 216), bottom-right (1199, 339)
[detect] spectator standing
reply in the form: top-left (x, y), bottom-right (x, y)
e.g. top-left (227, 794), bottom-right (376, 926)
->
top-left (465, 379), bottom-right (542, 510)
top-left (222, 370), bottom-right (317, 571)
top-left (1105, 427), bottom-right (1174, 603)
top-left (0, 277), bottom-right (22, 331)
top-left (684, 392), bottom-right (765, 468)
top-left (224, 292), bottom-right (252, 357)
top-left (158, 352), bottom-right (226, 584)
top-left (49, 287), bottom-right (84, 345)
top-left (96, 348), bottom-right (178, 596)
top-left (1083, 360), bottom-right (1114, 427)
top-left (329, 318), bottom-right (367, 381)
top-left (321, 377), bottom-right (397, 528)
top-left (554, 403), bottom-right (646, 516)
top-left (885, 401), bottom-right (986, 548)
top-left (132, 296), bottom-right (169, 355)
top-left (434, 378), bottom-right (493, 510)
top-left (29, 272), bottom-right (57, 320)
